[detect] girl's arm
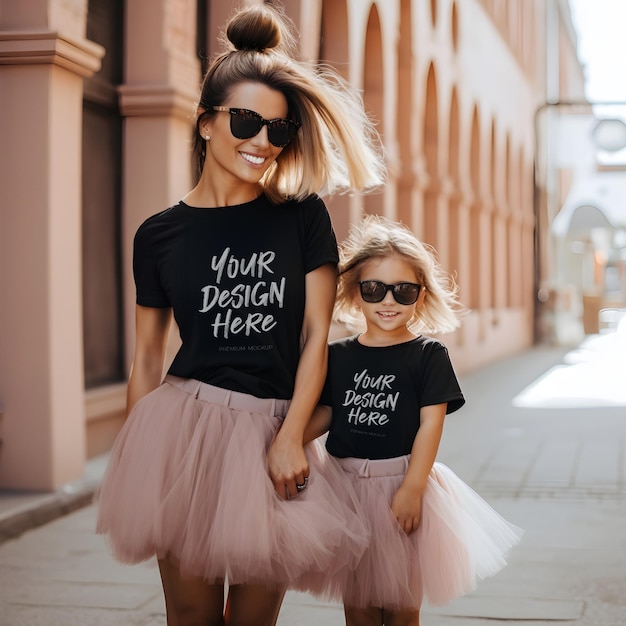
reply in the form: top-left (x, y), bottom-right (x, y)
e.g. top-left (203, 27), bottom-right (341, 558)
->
top-left (303, 405), bottom-right (333, 444)
top-left (390, 403), bottom-right (447, 534)
top-left (126, 304), bottom-right (173, 417)
top-left (267, 263), bottom-right (336, 499)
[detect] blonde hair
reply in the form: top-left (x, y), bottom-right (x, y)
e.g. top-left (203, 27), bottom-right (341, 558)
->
top-left (336, 215), bottom-right (465, 334)
top-left (194, 3), bottom-right (385, 203)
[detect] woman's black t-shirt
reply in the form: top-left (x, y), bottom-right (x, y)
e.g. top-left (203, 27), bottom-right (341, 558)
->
top-left (321, 336), bottom-right (465, 459)
top-left (133, 194), bottom-right (338, 399)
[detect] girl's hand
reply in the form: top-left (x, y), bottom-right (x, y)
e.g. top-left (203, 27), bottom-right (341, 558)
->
top-left (392, 403), bottom-right (446, 533)
top-left (390, 484), bottom-right (423, 534)
top-left (267, 429), bottom-right (310, 500)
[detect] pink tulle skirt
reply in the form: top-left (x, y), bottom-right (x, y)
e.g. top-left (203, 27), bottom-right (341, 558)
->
top-left (95, 376), bottom-right (368, 589)
top-left (317, 455), bottom-right (523, 611)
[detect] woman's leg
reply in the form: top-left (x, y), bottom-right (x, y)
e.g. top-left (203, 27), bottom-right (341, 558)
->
top-left (344, 605), bottom-right (383, 626)
top-left (383, 607), bottom-right (420, 626)
top-left (158, 558), bottom-right (225, 626)
top-left (225, 584), bottom-right (285, 626)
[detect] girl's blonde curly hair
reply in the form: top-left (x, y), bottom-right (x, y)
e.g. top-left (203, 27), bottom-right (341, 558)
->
top-left (335, 215), bottom-right (465, 335)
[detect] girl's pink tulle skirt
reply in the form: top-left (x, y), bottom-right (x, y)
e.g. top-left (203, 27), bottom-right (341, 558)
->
top-left (304, 455), bottom-right (522, 611)
top-left (95, 376), bottom-right (368, 589)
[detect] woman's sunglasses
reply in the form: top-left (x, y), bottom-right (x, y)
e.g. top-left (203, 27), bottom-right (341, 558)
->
top-left (212, 106), bottom-right (300, 147)
top-left (359, 280), bottom-right (422, 305)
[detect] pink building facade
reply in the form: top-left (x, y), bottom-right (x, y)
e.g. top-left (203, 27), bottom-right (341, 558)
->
top-left (0, 0), bottom-right (583, 491)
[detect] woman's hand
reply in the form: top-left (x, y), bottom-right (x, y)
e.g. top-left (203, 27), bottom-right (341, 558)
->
top-left (267, 429), bottom-right (310, 500)
top-left (390, 483), bottom-right (423, 535)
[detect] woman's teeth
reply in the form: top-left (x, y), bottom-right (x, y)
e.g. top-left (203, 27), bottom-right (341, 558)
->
top-left (241, 152), bottom-right (265, 165)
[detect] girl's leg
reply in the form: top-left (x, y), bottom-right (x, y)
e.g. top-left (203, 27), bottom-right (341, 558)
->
top-left (225, 584), bottom-right (285, 626)
top-left (344, 605), bottom-right (420, 626)
top-left (158, 558), bottom-right (225, 626)
top-left (383, 607), bottom-right (421, 626)
top-left (344, 605), bottom-right (383, 626)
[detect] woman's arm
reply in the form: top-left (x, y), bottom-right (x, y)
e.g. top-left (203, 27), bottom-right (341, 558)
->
top-left (390, 403), bottom-right (446, 534)
top-left (267, 263), bottom-right (336, 499)
top-left (126, 304), bottom-right (173, 417)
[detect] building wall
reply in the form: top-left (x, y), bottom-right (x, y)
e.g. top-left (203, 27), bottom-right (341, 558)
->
top-left (0, 0), bottom-right (582, 490)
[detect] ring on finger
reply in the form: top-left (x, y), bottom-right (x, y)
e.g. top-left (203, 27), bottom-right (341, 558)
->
top-left (295, 476), bottom-right (309, 492)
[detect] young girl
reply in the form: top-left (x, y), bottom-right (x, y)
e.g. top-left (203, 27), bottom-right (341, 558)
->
top-left (96, 4), bottom-right (383, 625)
top-left (304, 215), bottom-right (522, 626)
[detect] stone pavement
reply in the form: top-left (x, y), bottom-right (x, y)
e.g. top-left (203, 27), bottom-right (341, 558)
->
top-left (1, 333), bottom-right (625, 625)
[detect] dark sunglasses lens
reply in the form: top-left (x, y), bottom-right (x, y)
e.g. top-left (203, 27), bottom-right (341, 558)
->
top-left (393, 283), bottom-right (420, 305)
top-left (228, 109), bottom-right (296, 146)
top-left (267, 120), bottom-right (296, 147)
top-left (359, 281), bottom-right (420, 304)
top-left (360, 281), bottom-right (386, 303)
top-left (230, 110), bottom-right (263, 139)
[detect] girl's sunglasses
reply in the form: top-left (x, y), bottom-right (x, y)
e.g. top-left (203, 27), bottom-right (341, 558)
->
top-left (212, 106), bottom-right (300, 147)
top-left (359, 280), bottom-right (422, 305)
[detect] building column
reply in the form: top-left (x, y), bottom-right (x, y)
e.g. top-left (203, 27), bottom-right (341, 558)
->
top-left (120, 0), bottom-right (201, 371)
top-left (280, 0), bottom-right (323, 61)
top-left (0, 3), bottom-right (104, 489)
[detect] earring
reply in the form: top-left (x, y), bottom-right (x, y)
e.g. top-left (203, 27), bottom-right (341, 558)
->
top-left (205, 135), bottom-right (210, 140)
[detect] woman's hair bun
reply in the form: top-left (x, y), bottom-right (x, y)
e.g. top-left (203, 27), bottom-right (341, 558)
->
top-left (226, 4), bottom-right (284, 52)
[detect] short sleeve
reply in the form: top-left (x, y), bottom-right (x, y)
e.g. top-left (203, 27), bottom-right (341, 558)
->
top-left (418, 341), bottom-right (465, 414)
top-left (133, 220), bottom-right (170, 308)
top-left (300, 195), bottom-right (339, 273)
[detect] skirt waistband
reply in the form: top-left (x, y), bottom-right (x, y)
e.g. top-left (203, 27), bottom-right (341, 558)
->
top-left (337, 455), bottom-right (410, 478)
top-left (164, 375), bottom-right (290, 418)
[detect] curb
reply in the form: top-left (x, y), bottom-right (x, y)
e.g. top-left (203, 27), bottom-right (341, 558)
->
top-left (0, 485), bottom-right (98, 544)
top-left (0, 454), bottom-right (107, 544)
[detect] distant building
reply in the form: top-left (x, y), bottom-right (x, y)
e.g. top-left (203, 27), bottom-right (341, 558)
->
top-left (539, 108), bottom-right (626, 340)
top-left (0, 0), bottom-right (583, 490)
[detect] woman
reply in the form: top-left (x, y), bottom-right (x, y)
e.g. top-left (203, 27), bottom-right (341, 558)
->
top-left (96, 3), bottom-right (384, 625)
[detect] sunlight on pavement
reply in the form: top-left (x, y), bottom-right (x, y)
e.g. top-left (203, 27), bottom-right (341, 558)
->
top-left (513, 319), bottom-right (626, 409)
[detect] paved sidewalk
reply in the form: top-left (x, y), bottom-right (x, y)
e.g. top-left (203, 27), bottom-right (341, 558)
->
top-left (1, 336), bottom-right (625, 625)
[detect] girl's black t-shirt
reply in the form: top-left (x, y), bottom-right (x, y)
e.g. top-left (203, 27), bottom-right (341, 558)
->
top-left (322, 336), bottom-right (465, 459)
top-left (133, 194), bottom-right (338, 399)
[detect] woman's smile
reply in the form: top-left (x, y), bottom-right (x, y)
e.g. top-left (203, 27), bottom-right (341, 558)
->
top-left (240, 151), bottom-right (268, 166)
